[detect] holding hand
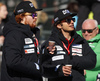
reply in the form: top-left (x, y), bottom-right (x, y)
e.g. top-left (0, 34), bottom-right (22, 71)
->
top-left (47, 41), bottom-right (55, 54)
top-left (62, 65), bottom-right (72, 76)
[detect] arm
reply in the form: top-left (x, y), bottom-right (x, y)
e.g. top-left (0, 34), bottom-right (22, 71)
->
top-left (4, 32), bottom-right (42, 78)
top-left (94, 53), bottom-right (100, 69)
top-left (41, 43), bottom-right (72, 78)
top-left (93, 42), bottom-right (100, 69)
top-left (70, 41), bottom-right (96, 70)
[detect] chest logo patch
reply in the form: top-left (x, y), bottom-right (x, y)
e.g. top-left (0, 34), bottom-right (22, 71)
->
top-left (72, 44), bottom-right (83, 56)
top-left (52, 55), bottom-right (64, 61)
top-left (55, 45), bottom-right (63, 51)
top-left (25, 48), bottom-right (35, 54)
top-left (24, 38), bottom-right (33, 44)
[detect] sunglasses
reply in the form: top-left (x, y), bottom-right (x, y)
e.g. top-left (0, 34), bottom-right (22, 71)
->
top-left (25, 13), bottom-right (37, 18)
top-left (63, 18), bottom-right (75, 23)
top-left (82, 27), bottom-right (96, 33)
top-left (31, 13), bottom-right (37, 18)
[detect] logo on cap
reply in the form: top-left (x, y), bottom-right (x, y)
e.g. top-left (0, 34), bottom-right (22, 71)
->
top-left (17, 9), bottom-right (24, 13)
top-left (54, 17), bottom-right (59, 22)
top-left (62, 10), bottom-right (70, 15)
top-left (29, 3), bottom-right (34, 7)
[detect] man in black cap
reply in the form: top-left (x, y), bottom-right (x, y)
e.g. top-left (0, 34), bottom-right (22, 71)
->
top-left (40, 9), bottom-right (96, 81)
top-left (1, 1), bottom-right (43, 81)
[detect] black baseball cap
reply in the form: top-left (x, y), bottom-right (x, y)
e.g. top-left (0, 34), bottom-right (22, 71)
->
top-left (54, 9), bottom-right (77, 25)
top-left (14, 1), bottom-right (42, 15)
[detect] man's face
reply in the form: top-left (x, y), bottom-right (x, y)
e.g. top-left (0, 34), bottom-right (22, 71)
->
top-left (24, 13), bottom-right (37, 28)
top-left (82, 20), bottom-right (98, 40)
top-left (57, 16), bottom-right (75, 32)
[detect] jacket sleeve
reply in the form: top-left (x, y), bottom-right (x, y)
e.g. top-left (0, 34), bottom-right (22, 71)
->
top-left (93, 42), bottom-right (100, 69)
top-left (70, 40), bottom-right (96, 70)
top-left (40, 43), bottom-right (63, 78)
top-left (94, 53), bottom-right (100, 69)
top-left (3, 31), bottom-right (42, 78)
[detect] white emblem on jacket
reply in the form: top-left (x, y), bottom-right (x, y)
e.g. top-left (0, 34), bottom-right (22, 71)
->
top-left (72, 44), bottom-right (83, 56)
top-left (57, 51), bottom-right (66, 54)
top-left (55, 45), bottom-right (66, 54)
top-left (72, 44), bottom-right (82, 48)
top-left (55, 45), bottom-right (63, 50)
top-left (25, 48), bottom-right (35, 54)
top-left (24, 38), bottom-right (33, 44)
top-left (52, 55), bottom-right (64, 61)
top-left (24, 44), bottom-right (35, 48)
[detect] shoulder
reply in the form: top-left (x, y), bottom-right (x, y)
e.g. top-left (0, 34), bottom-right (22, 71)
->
top-left (6, 30), bottom-right (23, 38)
top-left (5, 30), bottom-right (24, 44)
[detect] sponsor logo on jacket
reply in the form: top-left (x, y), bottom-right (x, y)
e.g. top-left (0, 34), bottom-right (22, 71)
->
top-left (72, 44), bottom-right (83, 56)
top-left (55, 45), bottom-right (66, 54)
top-left (24, 38), bottom-right (35, 54)
top-left (24, 38), bottom-right (33, 44)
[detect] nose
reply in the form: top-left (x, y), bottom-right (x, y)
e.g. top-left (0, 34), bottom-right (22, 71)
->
top-left (71, 20), bottom-right (74, 24)
top-left (34, 16), bottom-right (37, 19)
top-left (84, 31), bottom-right (89, 34)
top-left (33, 17), bottom-right (37, 21)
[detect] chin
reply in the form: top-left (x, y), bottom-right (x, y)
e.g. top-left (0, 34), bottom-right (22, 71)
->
top-left (69, 29), bottom-right (74, 31)
top-left (30, 25), bottom-right (36, 28)
top-left (85, 38), bottom-right (90, 41)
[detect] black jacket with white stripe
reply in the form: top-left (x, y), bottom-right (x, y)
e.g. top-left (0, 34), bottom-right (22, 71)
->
top-left (1, 14), bottom-right (42, 81)
top-left (40, 27), bottom-right (96, 81)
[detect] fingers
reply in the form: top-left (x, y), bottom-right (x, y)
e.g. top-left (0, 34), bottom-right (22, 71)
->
top-left (63, 66), bottom-right (72, 71)
top-left (84, 70), bottom-right (86, 76)
top-left (49, 51), bottom-right (54, 54)
top-left (64, 74), bottom-right (69, 76)
top-left (62, 66), bottom-right (72, 76)
top-left (47, 46), bottom-right (56, 54)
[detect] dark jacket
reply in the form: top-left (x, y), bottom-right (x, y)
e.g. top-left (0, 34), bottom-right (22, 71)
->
top-left (0, 16), bottom-right (9, 36)
top-left (76, 0), bottom-right (100, 5)
top-left (40, 27), bottom-right (96, 81)
top-left (1, 14), bottom-right (42, 81)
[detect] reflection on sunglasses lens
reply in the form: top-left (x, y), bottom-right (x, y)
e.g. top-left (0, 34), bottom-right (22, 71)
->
top-left (32, 13), bottom-right (37, 18)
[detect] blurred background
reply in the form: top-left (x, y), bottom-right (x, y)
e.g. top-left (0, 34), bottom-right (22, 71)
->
top-left (0, 0), bottom-right (76, 77)
top-left (0, 0), bottom-right (76, 42)
top-left (0, 0), bottom-right (77, 80)
top-left (1, 0), bottom-right (100, 81)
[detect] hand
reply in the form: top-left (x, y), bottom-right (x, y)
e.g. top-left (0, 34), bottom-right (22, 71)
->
top-left (0, 36), bottom-right (5, 46)
top-left (47, 46), bottom-right (56, 54)
top-left (84, 70), bottom-right (86, 76)
top-left (62, 66), bottom-right (72, 76)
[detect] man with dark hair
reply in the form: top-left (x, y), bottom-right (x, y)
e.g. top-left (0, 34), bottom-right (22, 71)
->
top-left (40, 9), bottom-right (96, 81)
top-left (1, 1), bottom-right (43, 81)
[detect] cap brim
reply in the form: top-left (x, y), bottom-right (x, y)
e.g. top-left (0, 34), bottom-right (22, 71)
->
top-left (35, 9), bottom-right (43, 11)
top-left (54, 13), bottom-right (77, 25)
top-left (70, 13), bottom-right (77, 17)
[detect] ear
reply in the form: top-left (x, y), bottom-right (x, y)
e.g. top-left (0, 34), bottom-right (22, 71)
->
top-left (57, 24), bottom-right (62, 29)
top-left (96, 27), bottom-right (99, 34)
top-left (20, 14), bottom-right (26, 24)
top-left (20, 14), bottom-right (24, 20)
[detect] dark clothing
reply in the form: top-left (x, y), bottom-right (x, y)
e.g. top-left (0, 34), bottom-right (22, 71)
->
top-left (0, 16), bottom-right (9, 36)
top-left (40, 27), bottom-right (96, 81)
top-left (76, 0), bottom-right (99, 5)
top-left (76, 0), bottom-right (100, 31)
top-left (0, 22), bottom-right (4, 36)
top-left (1, 14), bottom-right (42, 81)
